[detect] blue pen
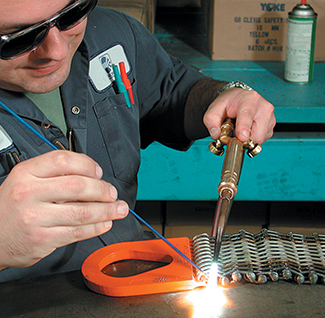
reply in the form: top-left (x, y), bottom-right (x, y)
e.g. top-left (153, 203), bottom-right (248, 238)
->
top-left (113, 64), bottom-right (131, 108)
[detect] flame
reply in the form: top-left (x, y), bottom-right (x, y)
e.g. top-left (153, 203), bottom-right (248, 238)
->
top-left (185, 263), bottom-right (228, 317)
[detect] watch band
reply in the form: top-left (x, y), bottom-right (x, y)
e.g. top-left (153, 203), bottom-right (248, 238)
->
top-left (216, 81), bottom-right (253, 97)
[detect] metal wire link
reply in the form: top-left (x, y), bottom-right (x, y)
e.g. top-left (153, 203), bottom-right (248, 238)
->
top-left (192, 229), bottom-right (325, 286)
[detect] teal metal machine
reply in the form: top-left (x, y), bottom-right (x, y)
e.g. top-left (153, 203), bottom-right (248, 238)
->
top-left (137, 61), bottom-right (325, 202)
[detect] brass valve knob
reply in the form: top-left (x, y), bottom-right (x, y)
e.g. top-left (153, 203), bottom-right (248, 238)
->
top-left (208, 118), bottom-right (262, 158)
top-left (243, 140), bottom-right (262, 158)
top-left (210, 139), bottom-right (262, 158)
top-left (209, 140), bottom-right (224, 156)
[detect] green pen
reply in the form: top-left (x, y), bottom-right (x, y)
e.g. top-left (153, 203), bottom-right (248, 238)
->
top-left (113, 64), bottom-right (131, 108)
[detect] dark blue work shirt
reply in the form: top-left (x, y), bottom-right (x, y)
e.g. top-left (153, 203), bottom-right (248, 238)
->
top-left (0, 7), bottom-right (206, 282)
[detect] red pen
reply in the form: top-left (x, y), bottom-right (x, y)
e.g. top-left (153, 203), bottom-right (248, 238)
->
top-left (119, 62), bottom-right (135, 104)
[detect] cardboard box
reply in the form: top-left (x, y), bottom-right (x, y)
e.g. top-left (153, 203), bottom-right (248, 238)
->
top-left (201, 0), bottom-right (325, 60)
top-left (98, 0), bottom-right (157, 32)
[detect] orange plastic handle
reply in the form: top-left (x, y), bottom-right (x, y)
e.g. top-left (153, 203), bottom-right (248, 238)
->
top-left (82, 237), bottom-right (207, 297)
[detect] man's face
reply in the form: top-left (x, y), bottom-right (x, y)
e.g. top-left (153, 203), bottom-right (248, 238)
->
top-left (0, 0), bottom-right (87, 93)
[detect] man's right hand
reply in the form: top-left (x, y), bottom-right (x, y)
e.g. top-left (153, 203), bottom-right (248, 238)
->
top-left (0, 151), bottom-right (128, 270)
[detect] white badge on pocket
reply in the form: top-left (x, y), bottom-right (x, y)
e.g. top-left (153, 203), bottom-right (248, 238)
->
top-left (89, 44), bottom-right (131, 93)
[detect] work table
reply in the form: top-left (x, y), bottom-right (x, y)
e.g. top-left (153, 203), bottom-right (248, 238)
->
top-left (2, 270), bottom-right (325, 317)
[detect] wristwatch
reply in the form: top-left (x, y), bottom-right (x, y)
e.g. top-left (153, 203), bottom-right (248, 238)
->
top-left (216, 81), bottom-right (253, 97)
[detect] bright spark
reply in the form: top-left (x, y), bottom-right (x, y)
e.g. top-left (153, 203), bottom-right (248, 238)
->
top-left (207, 263), bottom-right (219, 288)
top-left (186, 263), bottom-right (227, 318)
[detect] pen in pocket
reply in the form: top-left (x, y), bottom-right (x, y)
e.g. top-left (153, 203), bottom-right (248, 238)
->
top-left (119, 62), bottom-right (135, 105)
top-left (113, 64), bottom-right (131, 108)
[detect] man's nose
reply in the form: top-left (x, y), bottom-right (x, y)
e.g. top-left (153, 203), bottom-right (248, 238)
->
top-left (32, 26), bottom-right (69, 60)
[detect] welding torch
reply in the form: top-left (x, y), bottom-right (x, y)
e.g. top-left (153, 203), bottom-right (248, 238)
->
top-left (209, 118), bottom-right (262, 263)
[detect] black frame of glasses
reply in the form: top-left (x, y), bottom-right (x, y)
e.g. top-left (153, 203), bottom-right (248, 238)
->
top-left (0, 0), bottom-right (98, 60)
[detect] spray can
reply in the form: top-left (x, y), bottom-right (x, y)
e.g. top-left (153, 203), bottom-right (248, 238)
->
top-left (284, 0), bottom-right (317, 84)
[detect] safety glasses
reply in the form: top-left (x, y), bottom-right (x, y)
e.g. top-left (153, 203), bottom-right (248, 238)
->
top-left (0, 0), bottom-right (98, 60)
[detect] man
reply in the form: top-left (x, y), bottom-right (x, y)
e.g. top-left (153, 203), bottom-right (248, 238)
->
top-left (0, 0), bottom-right (275, 282)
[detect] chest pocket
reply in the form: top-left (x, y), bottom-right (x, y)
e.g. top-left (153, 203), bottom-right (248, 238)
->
top-left (93, 88), bottom-right (140, 184)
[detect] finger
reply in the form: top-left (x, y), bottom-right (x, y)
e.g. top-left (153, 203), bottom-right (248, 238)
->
top-left (236, 109), bottom-right (276, 144)
top-left (203, 87), bottom-right (249, 140)
top-left (251, 102), bottom-right (276, 144)
top-left (249, 113), bottom-right (275, 144)
top-left (234, 108), bottom-right (256, 142)
top-left (40, 200), bottom-right (129, 227)
top-left (41, 202), bottom-right (129, 249)
top-left (228, 90), bottom-right (260, 142)
top-left (19, 150), bottom-right (103, 179)
top-left (203, 100), bottom-right (227, 140)
top-left (234, 92), bottom-right (275, 144)
top-left (36, 175), bottom-right (118, 203)
top-left (47, 221), bottom-right (117, 249)
top-left (24, 221), bottom-right (116, 260)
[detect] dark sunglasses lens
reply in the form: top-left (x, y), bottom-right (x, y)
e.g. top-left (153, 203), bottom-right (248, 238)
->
top-left (57, 0), bottom-right (96, 31)
top-left (1, 26), bottom-right (48, 59)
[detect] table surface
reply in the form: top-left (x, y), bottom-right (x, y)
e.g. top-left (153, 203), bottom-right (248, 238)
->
top-left (2, 270), bottom-right (325, 318)
top-left (155, 8), bottom-right (325, 124)
top-left (203, 61), bottom-right (325, 124)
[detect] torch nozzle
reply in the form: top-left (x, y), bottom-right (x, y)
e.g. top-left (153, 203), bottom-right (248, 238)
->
top-left (211, 137), bottom-right (244, 262)
top-left (209, 118), bottom-right (262, 269)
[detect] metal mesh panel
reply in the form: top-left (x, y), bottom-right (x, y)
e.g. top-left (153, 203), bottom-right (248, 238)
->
top-left (193, 229), bottom-right (325, 285)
